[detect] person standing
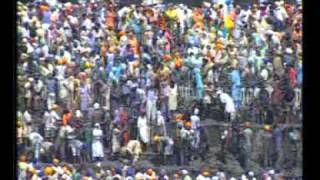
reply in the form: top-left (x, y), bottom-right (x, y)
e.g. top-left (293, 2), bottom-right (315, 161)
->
top-left (179, 121), bottom-right (194, 166)
top-left (190, 108), bottom-right (201, 151)
top-left (194, 68), bottom-right (204, 101)
top-left (262, 125), bottom-right (274, 168)
top-left (169, 81), bottom-right (178, 118)
top-left (230, 67), bottom-right (242, 110)
top-left (156, 111), bottom-right (167, 137)
top-left (159, 81), bottom-right (170, 121)
top-left (24, 78), bottom-right (33, 111)
top-left (80, 81), bottom-right (91, 118)
top-left (44, 105), bottom-right (60, 142)
top-left (65, 75), bottom-right (75, 111)
top-left (137, 112), bottom-right (150, 151)
top-left (92, 123), bottom-right (104, 162)
top-left (242, 122), bottom-right (253, 171)
top-left (28, 130), bottom-right (44, 163)
top-left (31, 76), bottom-right (44, 117)
top-left (146, 86), bottom-right (158, 125)
top-left (111, 124), bottom-right (121, 158)
top-left (272, 124), bottom-right (283, 170)
top-left (82, 122), bottom-right (93, 162)
top-left (216, 90), bottom-right (236, 122)
top-left (102, 80), bottom-right (112, 112)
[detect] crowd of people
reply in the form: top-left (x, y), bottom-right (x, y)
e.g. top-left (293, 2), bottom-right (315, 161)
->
top-left (16, 0), bottom-right (302, 179)
top-left (18, 156), bottom-right (288, 180)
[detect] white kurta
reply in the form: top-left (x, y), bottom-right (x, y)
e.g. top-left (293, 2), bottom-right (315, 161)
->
top-left (168, 85), bottom-right (178, 111)
top-left (58, 79), bottom-right (69, 100)
top-left (220, 93), bottom-right (236, 114)
top-left (190, 115), bottom-right (200, 130)
top-left (137, 116), bottom-right (150, 144)
top-left (92, 128), bottom-right (104, 158)
top-left (112, 128), bottom-right (121, 153)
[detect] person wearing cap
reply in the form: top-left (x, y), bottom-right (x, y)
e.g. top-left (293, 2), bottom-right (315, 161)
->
top-left (92, 123), bottom-right (104, 162)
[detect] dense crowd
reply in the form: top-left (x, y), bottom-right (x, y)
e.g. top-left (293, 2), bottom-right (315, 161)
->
top-left (16, 0), bottom-right (302, 179)
top-left (18, 156), bottom-right (287, 180)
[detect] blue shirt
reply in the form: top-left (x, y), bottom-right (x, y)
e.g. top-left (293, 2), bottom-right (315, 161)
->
top-left (297, 64), bottom-right (302, 86)
top-left (194, 68), bottom-right (204, 89)
top-left (46, 78), bottom-right (57, 93)
top-left (231, 70), bottom-right (241, 87)
top-left (42, 11), bottom-right (51, 24)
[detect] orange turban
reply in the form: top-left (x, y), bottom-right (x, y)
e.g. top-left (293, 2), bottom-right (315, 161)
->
top-left (185, 121), bottom-right (192, 127)
top-left (163, 55), bottom-right (172, 61)
top-left (63, 113), bottom-right (72, 126)
top-left (44, 166), bottom-right (54, 176)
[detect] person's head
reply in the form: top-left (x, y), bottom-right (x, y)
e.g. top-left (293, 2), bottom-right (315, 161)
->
top-left (63, 109), bottom-right (70, 114)
top-left (170, 81), bottom-right (175, 88)
top-left (94, 123), bottom-right (100, 129)
top-left (184, 121), bottom-right (192, 129)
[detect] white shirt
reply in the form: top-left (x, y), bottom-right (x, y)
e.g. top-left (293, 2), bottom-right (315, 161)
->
top-left (29, 132), bottom-right (43, 144)
top-left (219, 92), bottom-right (236, 113)
top-left (260, 68), bottom-right (269, 81)
top-left (93, 128), bottom-right (103, 139)
top-left (273, 6), bottom-right (288, 22)
top-left (196, 174), bottom-right (211, 180)
top-left (190, 115), bottom-right (200, 130)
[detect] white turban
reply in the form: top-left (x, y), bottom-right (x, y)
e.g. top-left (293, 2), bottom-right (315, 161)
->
top-left (23, 111), bottom-right (31, 123)
top-left (194, 108), bottom-right (199, 115)
top-left (94, 103), bottom-right (100, 109)
top-left (75, 110), bottom-right (82, 118)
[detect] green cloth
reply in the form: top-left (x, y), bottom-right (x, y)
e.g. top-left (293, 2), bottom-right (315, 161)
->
top-left (72, 172), bottom-right (81, 180)
top-left (83, 127), bottom-right (93, 144)
top-left (184, 175), bottom-right (192, 180)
